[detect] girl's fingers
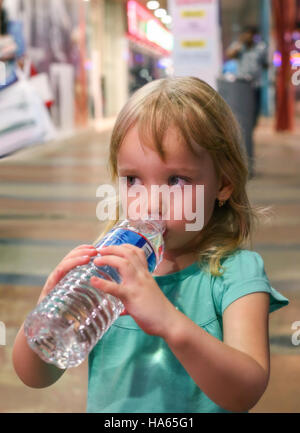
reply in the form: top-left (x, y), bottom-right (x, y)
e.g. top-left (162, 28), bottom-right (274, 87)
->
top-left (41, 244), bottom-right (145, 303)
top-left (55, 255), bottom-right (93, 282)
top-left (96, 244), bottom-right (146, 269)
top-left (94, 254), bottom-right (130, 277)
top-left (120, 244), bottom-right (148, 267)
top-left (65, 247), bottom-right (98, 260)
top-left (63, 254), bottom-right (93, 269)
top-left (90, 276), bottom-right (122, 299)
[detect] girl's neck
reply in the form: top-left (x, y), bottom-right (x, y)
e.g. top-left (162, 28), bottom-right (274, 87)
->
top-left (152, 252), bottom-right (198, 276)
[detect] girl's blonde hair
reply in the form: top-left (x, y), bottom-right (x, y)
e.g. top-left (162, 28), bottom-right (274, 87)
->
top-left (96, 76), bottom-right (271, 277)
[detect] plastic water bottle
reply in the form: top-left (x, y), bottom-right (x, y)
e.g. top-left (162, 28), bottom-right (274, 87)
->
top-left (24, 218), bottom-right (166, 369)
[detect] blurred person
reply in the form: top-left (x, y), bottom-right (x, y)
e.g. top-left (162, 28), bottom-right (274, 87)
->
top-left (13, 77), bottom-right (288, 413)
top-left (226, 26), bottom-right (269, 126)
top-left (129, 64), bottom-right (153, 95)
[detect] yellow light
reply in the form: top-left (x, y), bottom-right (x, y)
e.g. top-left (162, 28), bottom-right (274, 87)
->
top-left (181, 40), bottom-right (206, 48)
top-left (181, 10), bottom-right (206, 18)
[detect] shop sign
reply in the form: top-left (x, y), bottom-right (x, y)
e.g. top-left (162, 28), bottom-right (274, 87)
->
top-left (168, 0), bottom-right (222, 88)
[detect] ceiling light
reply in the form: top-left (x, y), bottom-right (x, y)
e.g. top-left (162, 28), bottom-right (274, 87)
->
top-left (147, 1), bottom-right (160, 10)
top-left (161, 15), bottom-right (172, 24)
top-left (154, 8), bottom-right (167, 18)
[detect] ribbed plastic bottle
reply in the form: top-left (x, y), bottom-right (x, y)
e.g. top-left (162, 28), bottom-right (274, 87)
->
top-left (24, 218), bottom-right (166, 369)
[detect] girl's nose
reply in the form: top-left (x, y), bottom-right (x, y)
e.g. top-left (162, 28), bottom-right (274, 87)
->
top-left (146, 186), bottom-right (167, 219)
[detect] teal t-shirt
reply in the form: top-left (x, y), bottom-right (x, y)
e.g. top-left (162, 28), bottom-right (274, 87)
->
top-left (87, 249), bottom-right (289, 413)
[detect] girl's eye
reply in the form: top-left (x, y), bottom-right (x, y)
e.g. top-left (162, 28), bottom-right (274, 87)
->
top-left (168, 176), bottom-right (190, 186)
top-left (126, 176), bottom-right (139, 186)
top-left (124, 175), bottom-right (190, 187)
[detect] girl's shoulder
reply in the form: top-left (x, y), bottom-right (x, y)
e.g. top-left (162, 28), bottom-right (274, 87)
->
top-left (219, 248), bottom-right (266, 276)
top-left (211, 248), bottom-right (289, 316)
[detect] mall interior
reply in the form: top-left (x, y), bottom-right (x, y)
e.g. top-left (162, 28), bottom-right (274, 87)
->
top-left (0, 0), bottom-right (300, 413)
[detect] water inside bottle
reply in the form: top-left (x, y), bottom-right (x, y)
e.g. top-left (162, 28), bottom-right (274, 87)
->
top-left (24, 217), bottom-right (165, 369)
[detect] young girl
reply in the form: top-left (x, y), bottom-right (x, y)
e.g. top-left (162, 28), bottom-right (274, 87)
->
top-left (13, 76), bottom-right (289, 413)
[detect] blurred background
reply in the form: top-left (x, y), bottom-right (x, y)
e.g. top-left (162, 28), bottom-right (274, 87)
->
top-left (0, 0), bottom-right (300, 413)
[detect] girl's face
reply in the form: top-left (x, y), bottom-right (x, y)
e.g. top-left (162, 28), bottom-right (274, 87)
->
top-left (117, 125), bottom-right (223, 255)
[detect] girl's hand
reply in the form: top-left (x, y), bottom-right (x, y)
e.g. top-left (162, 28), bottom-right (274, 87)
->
top-left (91, 244), bottom-right (178, 338)
top-left (37, 244), bottom-right (98, 304)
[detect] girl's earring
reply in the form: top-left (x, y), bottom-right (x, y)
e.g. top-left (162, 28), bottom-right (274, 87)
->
top-left (218, 199), bottom-right (226, 208)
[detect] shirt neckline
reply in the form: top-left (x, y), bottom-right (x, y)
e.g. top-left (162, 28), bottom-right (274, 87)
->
top-left (152, 261), bottom-right (201, 284)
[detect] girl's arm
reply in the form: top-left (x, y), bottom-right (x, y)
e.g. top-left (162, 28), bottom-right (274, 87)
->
top-left (12, 244), bottom-right (98, 388)
top-left (162, 292), bottom-right (270, 413)
top-left (12, 323), bottom-right (66, 388)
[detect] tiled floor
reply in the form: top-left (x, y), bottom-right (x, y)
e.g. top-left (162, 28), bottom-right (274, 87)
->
top-left (0, 117), bottom-right (299, 413)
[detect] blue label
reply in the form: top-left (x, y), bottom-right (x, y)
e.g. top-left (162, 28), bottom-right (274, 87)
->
top-left (95, 228), bottom-right (157, 273)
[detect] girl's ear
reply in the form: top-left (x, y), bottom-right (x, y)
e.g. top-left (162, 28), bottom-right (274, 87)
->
top-left (217, 175), bottom-right (234, 202)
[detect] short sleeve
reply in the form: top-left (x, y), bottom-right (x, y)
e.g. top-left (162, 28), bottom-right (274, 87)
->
top-left (213, 250), bottom-right (289, 315)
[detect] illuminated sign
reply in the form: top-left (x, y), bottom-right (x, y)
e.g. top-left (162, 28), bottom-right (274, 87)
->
top-left (169, 0), bottom-right (221, 88)
top-left (127, 1), bottom-right (173, 53)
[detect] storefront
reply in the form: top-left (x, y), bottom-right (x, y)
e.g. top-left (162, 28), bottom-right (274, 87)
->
top-left (126, 0), bottom-right (173, 95)
top-left (2, 0), bottom-right (174, 126)
top-left (3, 0), bottom-right (90, 130)
top-left (92, 0), bottom-right (173, 118)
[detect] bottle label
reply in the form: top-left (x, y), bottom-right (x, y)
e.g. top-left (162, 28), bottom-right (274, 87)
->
top-left (95, 228), bottom-right (156, 272)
